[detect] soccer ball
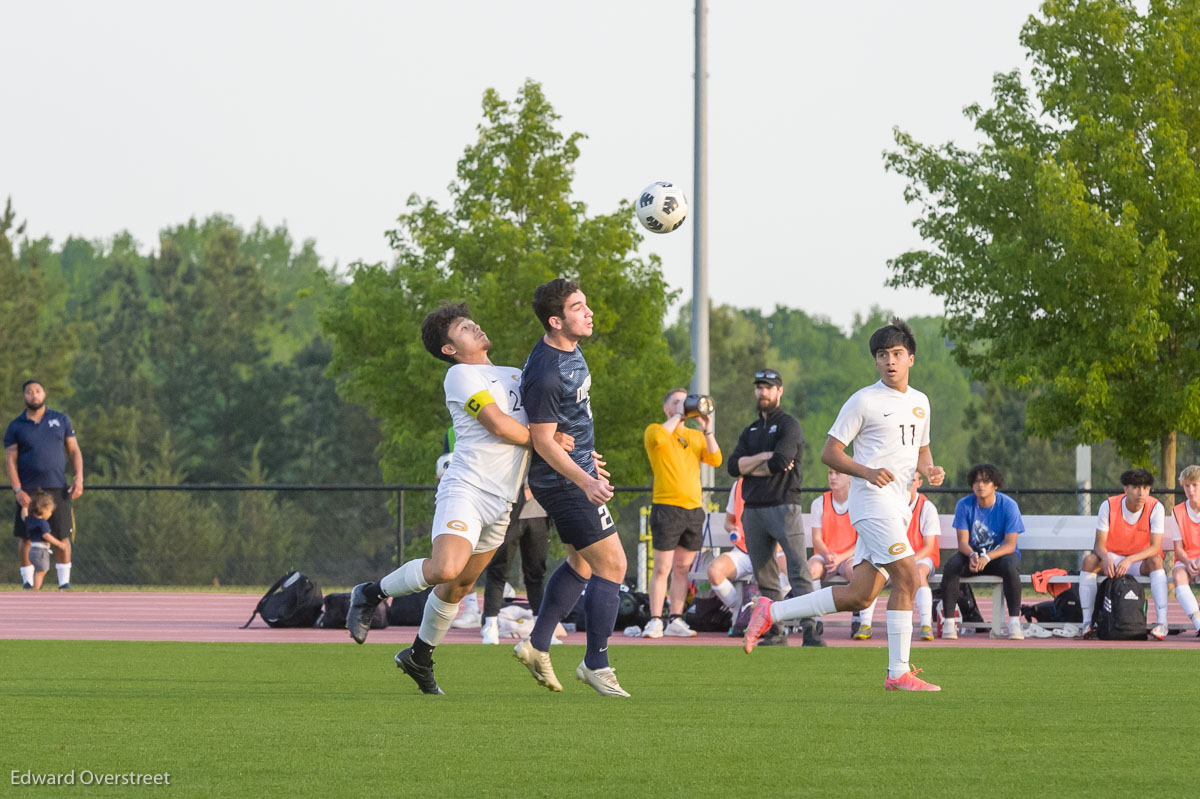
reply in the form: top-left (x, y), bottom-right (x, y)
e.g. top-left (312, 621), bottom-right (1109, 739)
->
top-left (635, 181), bottom-right (688, 234)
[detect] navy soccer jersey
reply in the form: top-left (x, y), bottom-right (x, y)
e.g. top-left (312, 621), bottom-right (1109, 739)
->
top-left (521, 338), bottom-right (597, 491)
top-left (4, 409), bottom-right (75, 489)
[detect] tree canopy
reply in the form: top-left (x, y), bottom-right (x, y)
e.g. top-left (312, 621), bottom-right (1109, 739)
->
top-left (886, 0), bottom-right (1200, 486)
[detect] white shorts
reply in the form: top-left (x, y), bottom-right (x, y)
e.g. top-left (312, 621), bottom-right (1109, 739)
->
top-left (1172, 560), bottom-right (1200, 582)
top-left (1104, 551), bottom-right (1154, 576)
top-left (726, 548), bottom-right (753, 581)
top-left (852, 517), bottom-right (913, 570)
top-left (432, 477), bottom-right (512, 555)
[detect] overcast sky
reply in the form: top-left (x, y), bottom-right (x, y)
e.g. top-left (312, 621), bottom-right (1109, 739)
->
top-left (3, 1), bottom-right (1043, 330)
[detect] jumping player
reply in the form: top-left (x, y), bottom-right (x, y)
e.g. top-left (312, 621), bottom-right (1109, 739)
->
top-left (512, 278), bottom-right (630, 697)
top-left (743, 318), bottom-right (945, 691)
top-left (345, 303), bottom-right (570, 694)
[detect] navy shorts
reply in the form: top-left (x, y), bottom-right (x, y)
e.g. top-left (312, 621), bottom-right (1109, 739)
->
top-left (531, 481), bottom-right (617, 550)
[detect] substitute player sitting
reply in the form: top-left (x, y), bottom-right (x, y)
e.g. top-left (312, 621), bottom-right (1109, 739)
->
top-left (1170, 465), bottom-right (1200, 635)
top-left (743, 318), bottom-right (945, 691)
top-left (345, 303), bottom-right (571, 694)
top-left (807, 469), bottom-right (860, 635)
top-left (1078, 468), bottom-right (1169, 641)
top-left (706, 479), bottom-right (790, 627)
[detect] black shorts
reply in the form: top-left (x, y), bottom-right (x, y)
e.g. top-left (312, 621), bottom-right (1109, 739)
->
top-left (531, 482), bottom-right (617, 550)
top-left (649, 504), bottom-right (705, 552)
top-left (13, 489), bottom-right (73, 541)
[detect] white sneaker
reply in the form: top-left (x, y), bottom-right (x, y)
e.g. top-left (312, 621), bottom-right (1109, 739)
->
top-left (1024, 622), bottom-right (1054, 639)
top-left (1150, 623), bottom-right (1168, 641)
top-left (941, 624), bottom-right (958, 640)
top-left (450, 609), bottom-right (481, 629)
top-left (575, 662), bottom-right (631, 697)
top-left (664, 617), bottom-right (697, 637)
top-left (1009, 624), bottom-right (1025, 641)
top-left (502, 582), bottom-right (516, 599)
top-left (481, 617), bottom-right (500, 645)
top-left (642, 617), bottom-right (664, 639)
top-left (1053, 623), bottom-right (1080, 639)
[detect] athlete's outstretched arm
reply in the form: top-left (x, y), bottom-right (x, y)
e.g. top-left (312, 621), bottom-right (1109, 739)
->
top-left (477, 404), bottom-right (532, 446)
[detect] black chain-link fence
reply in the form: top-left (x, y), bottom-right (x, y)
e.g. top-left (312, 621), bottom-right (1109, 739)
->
top-left (63, 484), bottom-right (1185, 587)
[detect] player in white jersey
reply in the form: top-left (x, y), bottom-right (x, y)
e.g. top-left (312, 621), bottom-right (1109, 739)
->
top-left (345, 303), bottom-right (573, 694)
top-left (743, 318), bottom-right (946, 691)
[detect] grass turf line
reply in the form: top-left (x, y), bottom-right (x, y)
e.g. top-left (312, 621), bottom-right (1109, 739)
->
top-left (1, 640), bottom-right (1196, 798)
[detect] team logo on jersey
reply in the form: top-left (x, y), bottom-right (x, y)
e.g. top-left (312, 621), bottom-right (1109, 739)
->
top-left (447, 520), bottom-right (469, 532)
top-left (888, 542), bottom-right (908, 556)
top-left (912, 407), bottom-right (926, 418)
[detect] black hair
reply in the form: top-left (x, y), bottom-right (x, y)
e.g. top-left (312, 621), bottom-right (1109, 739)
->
top-left (967, 463), bottom-right (1004, 489)
top-left (30, 489), bottom-right (56, 517)
top-left (22, 379), bottom-right (42, 391)
top-left (868, 317), bottom-right (916, 357)
top-left (532, 278), bottom-right (581, 333)
top-left (1120, 468), bottom-right (1154, 488)
top-left (420, 303), bottom-right (471, 365)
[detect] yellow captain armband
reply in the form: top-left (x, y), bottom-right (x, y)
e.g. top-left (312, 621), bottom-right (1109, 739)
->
top-left (464, 389), bottom-right (496, 419)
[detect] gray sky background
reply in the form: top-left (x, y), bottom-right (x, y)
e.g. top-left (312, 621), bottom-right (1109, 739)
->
top-left (3, 1), bottom-right (1043, 331)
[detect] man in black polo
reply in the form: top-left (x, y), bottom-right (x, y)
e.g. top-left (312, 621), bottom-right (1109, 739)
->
top-left (727, 368), bottom-right (821, 646)
top-left (5, 379), bottom-right (84, 590)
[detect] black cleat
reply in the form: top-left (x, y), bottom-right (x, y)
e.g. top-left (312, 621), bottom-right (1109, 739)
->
top-left (22, 582), bottom-right (32, 590)
top-left (58, 583), bottom-right (71, 591)
top-left (346, 583), bottom-right (378, 644)
top-left (395, 647), bottom-right (445, 695)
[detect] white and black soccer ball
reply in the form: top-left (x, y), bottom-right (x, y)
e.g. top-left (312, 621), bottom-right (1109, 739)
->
top-left (635, 181), bottom-right (689, 234)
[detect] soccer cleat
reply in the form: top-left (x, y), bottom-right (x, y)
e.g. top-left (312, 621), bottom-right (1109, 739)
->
top-left (345, 583), bottom-right (380, 645)
top-left (22, 582), bottom-right (32, 590)
top-left (58, 583), bottom-right (71, 591)
top-left (1081, 623), bottom-right (1096, 640)
top-left (849, 619), bottom-right (861, 638)
top-left (513, 637), bottom-right (562, 692)
top-left (1009, 624), bottom-right (1025, 641)
top-left (884, 666), bottom-right (941, 692)
top-left (481, 617), bottom-right (500, 645)
top-left (664, 617), bottom-right (697, 638)
top-left (394, 648), bottom-right (445, 695)
top-left (742, 596), bottom-right (775, 654)
top-left (642, 617), bottom-right (664, 639)
top-left (852, 624), bottom-right (873, 641)
top-left (1149, 623), bottom-right (1168, 641)
top-left (920, 625), bottom-right (934, 641)
top-left (576, 662), bottom-right (631, 697)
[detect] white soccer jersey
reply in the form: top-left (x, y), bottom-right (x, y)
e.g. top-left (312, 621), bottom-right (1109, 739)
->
top-left (442, 362), bottom-right (529, 501)
top-left (827, 380), bottom-right (931, 524)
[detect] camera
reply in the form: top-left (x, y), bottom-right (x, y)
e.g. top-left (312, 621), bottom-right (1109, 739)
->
top-left (683, 394), bottom-right (714, 418)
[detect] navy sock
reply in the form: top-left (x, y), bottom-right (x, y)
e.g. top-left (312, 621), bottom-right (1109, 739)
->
top-left (411, 635), bottom-right (434, 667)
top-left (362, 582), bottom-right (386, 603)
top-left (530, 562), bottom-right (586, 651)
top-left (583, 575), bottom-right (620, 670)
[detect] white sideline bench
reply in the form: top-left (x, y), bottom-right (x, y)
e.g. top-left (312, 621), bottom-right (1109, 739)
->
top-left (640, 511), bottom-right (1186, 632)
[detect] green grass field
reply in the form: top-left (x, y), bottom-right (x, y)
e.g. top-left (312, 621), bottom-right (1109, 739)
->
top-left (2, 640), bottom-right (1195, 797)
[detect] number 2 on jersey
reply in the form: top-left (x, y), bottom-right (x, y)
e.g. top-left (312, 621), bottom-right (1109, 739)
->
top-left (898, 423), bottom-right (917, 445)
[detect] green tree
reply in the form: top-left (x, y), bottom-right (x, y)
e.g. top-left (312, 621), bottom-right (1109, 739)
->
top-left (886, 0), bottom-right (1200, 488)
top-left (323, 80), bottom-right (684, 492)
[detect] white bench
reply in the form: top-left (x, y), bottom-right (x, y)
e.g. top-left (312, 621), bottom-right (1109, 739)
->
top-left (640, 511), bottom-right (1186, 632)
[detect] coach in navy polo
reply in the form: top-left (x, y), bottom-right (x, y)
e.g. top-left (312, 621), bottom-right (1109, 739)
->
top-left (5, 380), bottom-right (84, 590)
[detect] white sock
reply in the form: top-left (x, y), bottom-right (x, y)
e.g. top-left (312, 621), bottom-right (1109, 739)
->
top-left (56, 563), bottom-right (71, 586)
top-left (886, 610), bottom-right (913, 679)
top-left (771, 586), bottom-right (837, 623)
top-left (812, 578), bottom-right (822, 592)
top-left (1149, 569), bottom-right (1169, 625)
top-left (1175, 580), bottom-right (1200, 628)
top-left (379, 559), bottom-right (429, 597)
top-left (1080, 572), bottom-right (1098, 626)
top-left (860, 597), bottom-right (879, 627)
top-left (915, 586), bottom-right (933, 627)
top-left (711, 579), bottom-right (739, 610)
top-left (1009, 615), bottom-right (1021, 631)
top-left (19, 565), bottom-right (34, 585)
top-left (417, 591), bottom-right (461, 647)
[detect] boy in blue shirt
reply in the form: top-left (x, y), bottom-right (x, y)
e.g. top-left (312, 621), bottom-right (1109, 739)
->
top-left (942, 464), bottom-right (1025, 640)
top-left (24, 491), bottom-right (66, 590)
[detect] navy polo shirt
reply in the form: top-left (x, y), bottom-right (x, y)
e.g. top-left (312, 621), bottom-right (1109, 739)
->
top-left (3, 409), bottom-right (76, 490)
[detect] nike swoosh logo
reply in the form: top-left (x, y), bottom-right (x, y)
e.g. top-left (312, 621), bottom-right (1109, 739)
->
top-left (599, 647), bottom-right (607, 652)
top-left (883, 412), bottom-right (894, 417)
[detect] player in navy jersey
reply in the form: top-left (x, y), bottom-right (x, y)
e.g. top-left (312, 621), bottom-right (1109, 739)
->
top-left (512, 278), bottom-right (631, 697)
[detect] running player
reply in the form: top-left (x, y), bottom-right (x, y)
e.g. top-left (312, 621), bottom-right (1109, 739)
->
top-left (743, 318), bottom-right (945, 692)
top-left (345, 302), bottom-right (570, 695)
top-left (512, 278), bottom-right (631, 698)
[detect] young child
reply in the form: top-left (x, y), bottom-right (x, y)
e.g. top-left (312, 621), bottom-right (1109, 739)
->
top-left (25, 491), bottom-right (66, 590)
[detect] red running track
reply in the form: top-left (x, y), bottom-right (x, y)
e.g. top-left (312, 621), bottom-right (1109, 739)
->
top-left (1, 591), bottom-right (1197, 649)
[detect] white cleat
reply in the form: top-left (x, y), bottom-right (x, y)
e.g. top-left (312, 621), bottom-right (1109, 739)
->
top-left (513, 638), bottom-right (562, 692)
top-left (576, 662), bottom-right (631, 697)
top-left (1149, 623), bottom-right (1168, 641)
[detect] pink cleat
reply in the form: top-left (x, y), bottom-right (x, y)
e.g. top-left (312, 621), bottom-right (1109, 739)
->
top-left (742, 597), bottom-right (775, 654)
top-left (884, 666), bottom-right (941, 692)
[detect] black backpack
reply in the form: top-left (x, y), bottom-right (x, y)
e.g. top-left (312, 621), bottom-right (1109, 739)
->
top-left (241, 570), bottom-right (324, 629)
top-left (562, 584), bottom-right (652, 632)
top-left (1094, 575), bottom-right (1147, 640)
top-left (1022, 587), bottom-right (1082, 624)
top-left (685, 595), bottom-right (734, 633)
top-left (316, 592), bottom-right (389, 630)
top-left (386, 586), bottom-right (434, 626)
top-left (932, 584), bottom-right (985, 623)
